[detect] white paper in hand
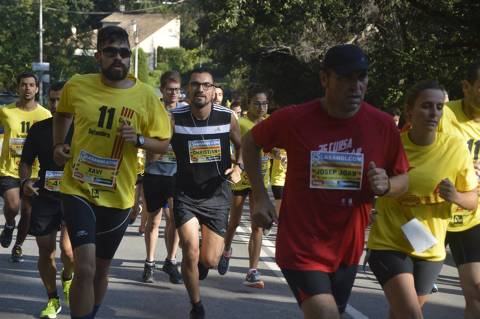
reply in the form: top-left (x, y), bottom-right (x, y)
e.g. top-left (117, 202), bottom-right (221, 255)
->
top-left (401, 218), bottom-right (438, 253)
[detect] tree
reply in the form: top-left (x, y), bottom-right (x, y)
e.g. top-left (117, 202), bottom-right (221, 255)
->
top-left (0, 0), bottom-right (95, 90)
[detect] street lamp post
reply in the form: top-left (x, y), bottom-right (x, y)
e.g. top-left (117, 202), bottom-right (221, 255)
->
top-left (39, 0), bottom-right (44, 105)
top-left (131, 20), bottom-right (139, 79)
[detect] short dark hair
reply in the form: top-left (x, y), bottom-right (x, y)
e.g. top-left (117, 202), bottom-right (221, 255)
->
top-left (49, 81), bottom-right (66, 93)
top-left (189, 68), bottom-right (213, 81)
top-left (465, 61), bottom-right (480, 84)
top-left (247, 85), bottom-right (272, 104)
top-left (385, 106), bottom-right (401, 117)
top-left (404, 80), bottom-right (445, 113)
top-left (214, 83), bottom-right (223, 89)
top-left (97, 26), bottom-right (130, 50)
top-left (160, 70), bottom-right (181, 88)
top-left (17, 71), bottom-right (38, 87)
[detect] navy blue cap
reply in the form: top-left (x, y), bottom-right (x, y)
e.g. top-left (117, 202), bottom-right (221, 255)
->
top-left (322, 44), bottom-right (369, 74)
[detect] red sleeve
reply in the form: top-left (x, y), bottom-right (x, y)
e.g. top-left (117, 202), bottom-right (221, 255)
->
top-left (251, 107), bottom-right (291, 152)
top-left (385, 121), bottom-right (409, 176)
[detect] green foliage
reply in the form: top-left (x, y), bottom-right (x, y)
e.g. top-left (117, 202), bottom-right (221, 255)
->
top-left (156, 46), bottom-right (209, 74)
top-left (0, 0), bottom-right (95, 91)
top-left (184, 0), bottom-right (480, 109)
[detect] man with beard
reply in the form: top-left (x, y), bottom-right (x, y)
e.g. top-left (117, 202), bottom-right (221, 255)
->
top-left (170, 69), bottom-right (242, 318)
top-left (53, 26), bottom-right (171, 319)
top-left (0, 72), bottom-right (51, 262)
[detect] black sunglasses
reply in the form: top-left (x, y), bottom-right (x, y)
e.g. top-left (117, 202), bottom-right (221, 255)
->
top-left (101, 47), bottom-right (132, 58)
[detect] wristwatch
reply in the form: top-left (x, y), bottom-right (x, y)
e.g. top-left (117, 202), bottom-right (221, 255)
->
top-left (237, 163), bottom-right (245, 171)
top-left (135, 134), bottom-right (145, 148)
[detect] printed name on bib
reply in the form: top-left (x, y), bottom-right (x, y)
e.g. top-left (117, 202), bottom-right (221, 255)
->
top-left (44, 170), bottom-right (63, 192)
top-left (310, 151), bottom-right (364, 190)
top-left (9, 137), bottom-right (26, 156)
top-left (188, 139), bottom-right (222, 163)
top-left (73, 150), bottom-right (119, 188)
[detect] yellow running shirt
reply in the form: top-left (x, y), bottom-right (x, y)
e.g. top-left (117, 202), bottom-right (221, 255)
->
top-left (0, 103), bottom-right (51, 178)
top-left (367, 132), bottom-right (477, 261)
top-left (57, 74), bottom-right (171, 209)
top-left (231, 117), bottom-right (270, 191)
top-left (438, 99), bottom-right (480, 231)
top-left (270, 149), bottom-right (287, 187)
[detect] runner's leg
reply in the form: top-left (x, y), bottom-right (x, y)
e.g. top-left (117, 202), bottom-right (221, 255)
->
top-left (178, 217), bottom-right (201, 302)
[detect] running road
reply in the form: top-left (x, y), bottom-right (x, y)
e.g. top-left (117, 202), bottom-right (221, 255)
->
top-left (0, 198), bottom-right (464, 318)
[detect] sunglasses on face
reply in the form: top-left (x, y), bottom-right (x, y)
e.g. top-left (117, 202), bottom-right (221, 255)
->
top-left (101, 47), bottom-right (132, 58)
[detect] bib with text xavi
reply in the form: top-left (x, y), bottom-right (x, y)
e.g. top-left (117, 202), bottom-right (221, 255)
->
top-left (73, 150), bottom-right (119, 188)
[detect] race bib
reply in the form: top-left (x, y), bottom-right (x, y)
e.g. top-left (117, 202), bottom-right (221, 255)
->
top-left (9, 138), bottom-right (26, 156)
top-left (188, 139), bottom-right (221, 163)
top-left (310, 151), bottom-right (364, 190)
top-left (73, 150), bottom-right (119, 188)
top-left (44, 170), bottom-right (63, 192)
top-left (261, 155), bottom-right (270, 176)
top-left (159, 144), bottom-right (177, 163)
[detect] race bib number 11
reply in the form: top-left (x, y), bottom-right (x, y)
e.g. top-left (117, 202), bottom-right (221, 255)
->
top-left (310, 151), bottom-right (364, 190)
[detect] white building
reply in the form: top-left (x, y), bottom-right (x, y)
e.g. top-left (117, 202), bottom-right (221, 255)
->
top-left (77, 13), bottom-right (180, 70)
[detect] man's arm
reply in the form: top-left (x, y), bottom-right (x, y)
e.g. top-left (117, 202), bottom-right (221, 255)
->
top-left (118, 123), bottom-right (170, 154)
top-left (242, 131), bottom-right (276, 228)
top-left (367, 161), bottom-right (408, 197)
top-left (227, 114), bottom-right (242, 183)
top-left (53, 112), bottom-right (73, 166)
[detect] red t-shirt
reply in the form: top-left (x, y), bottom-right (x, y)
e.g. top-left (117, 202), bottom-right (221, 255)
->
top-left (251, 99), bottom-right (409, 272)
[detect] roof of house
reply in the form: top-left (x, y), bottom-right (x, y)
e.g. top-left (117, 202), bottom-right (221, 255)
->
top-left (101, 12), bottom-right (178, 44)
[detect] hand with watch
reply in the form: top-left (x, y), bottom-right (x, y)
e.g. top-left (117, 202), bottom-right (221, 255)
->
top-left (118, 123), bottom-right (145, 148)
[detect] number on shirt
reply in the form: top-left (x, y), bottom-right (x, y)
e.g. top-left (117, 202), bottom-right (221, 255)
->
top-left (20, 121), bottom-right (31, 133)
top-left (97, 106), bottom-right (116, 129)
top-left (467, 139), bottom-right (480, 161)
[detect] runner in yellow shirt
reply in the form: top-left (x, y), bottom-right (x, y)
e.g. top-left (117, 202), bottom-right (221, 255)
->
top-left (0, 72), bottom-right (51, 262)
top-left (52, 26), bottom-right (171, 319)
top-left (437, 61), bottom-right (480, 318)
top-left (217, 87), bottom-right (271, 288)
top-left (367, 81), bottom-right (478, 319)
top-left (270, 147), bottom-right (287, 217)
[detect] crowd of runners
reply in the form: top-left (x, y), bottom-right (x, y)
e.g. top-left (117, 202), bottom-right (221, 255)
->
top-left (0, 24), bottom-right (480, 319)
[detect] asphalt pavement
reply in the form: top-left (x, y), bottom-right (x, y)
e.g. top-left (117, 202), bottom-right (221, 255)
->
top-left (0, 197), bottom-right (465, 319)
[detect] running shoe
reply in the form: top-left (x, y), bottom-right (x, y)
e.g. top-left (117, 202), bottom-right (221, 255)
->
top-left (217, 248), bottom-right (232, 275)
top-left (40, 297), bottom-right (61, 319)
top-left (11, 244), bottom-right (24, 263)
top-left (142, 262), bottom-right (155, 283)
top-left (189, 302), bottom-right (205, 319)
top-left (243, 269), bottom-right (265, 289)
top-left (198, 262), bottom-right (209, 280)
top-left (162, 259), bottom-right (183, 284)
top-left (0, 223), bottom-right (14, 248)
top-left (61, 269), bottom-right (73, 306)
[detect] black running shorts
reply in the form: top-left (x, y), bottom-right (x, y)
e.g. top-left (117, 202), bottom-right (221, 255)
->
top-left (28, 193), bottom-right (62, 237)
top-left (0, 176), bottom-right (20, 196)
top-left (61, 194), bottom-right (131, 259)
top-left (281, 265), bottom-right (357, 313)
top-left (446, 224), bottom-right (480, 266)
top-left (142, 173), bottom-right (175, 213)
top-left (368, 250), bottom-right (443, 296)
top-left (232, 187), bottom-right (250, 197)
top-left (174, 181), bottom-right (231, 236)
top-left (271, 185), bottom-right (284, 200)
